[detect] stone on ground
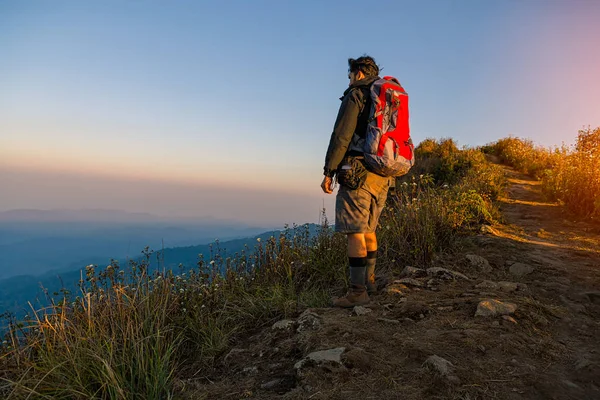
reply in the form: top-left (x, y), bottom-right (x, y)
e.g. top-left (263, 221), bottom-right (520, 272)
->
top-left (509, 262), bottom-right (535, 277)
top-left (272, 319), bottom-right (295, 331)
top-left (476, 280), bottom-right (499, 289)
top-left (296, 309), bottom-right (322, 333)
top-left (466, 254), bottom-right (493, 273)
top-left (294, 347), bottom-right (346, 370)
top-left (384, 283), bottom-right (410, 295)
top-left (475, 299), bottom-right (517, 317)
top-left (353, 305), bottom-right (372, 316)
top-left (424, 355), bottom-right (455, 376)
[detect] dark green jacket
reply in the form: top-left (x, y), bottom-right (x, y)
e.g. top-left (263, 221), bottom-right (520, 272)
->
top-left (323, 75), bottom-right (379, 177)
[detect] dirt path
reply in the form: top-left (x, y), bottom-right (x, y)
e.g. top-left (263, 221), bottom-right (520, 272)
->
top-left (184, 166), bottom-right (600, 400)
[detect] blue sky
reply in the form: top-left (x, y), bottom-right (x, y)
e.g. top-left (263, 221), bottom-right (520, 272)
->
top-left (1, 0), bottom-right (599, 225)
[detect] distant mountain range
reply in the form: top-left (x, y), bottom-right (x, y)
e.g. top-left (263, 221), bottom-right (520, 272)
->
top-left (0, 210), bottom-right (320, 320)
top-left (0, 209), bottom-right (270, 279)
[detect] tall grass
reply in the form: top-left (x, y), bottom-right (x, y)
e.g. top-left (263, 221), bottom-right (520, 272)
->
top-left (488, 128), bottom-right (600, 220)
top-left (0, 139), bottom-right (506, 399)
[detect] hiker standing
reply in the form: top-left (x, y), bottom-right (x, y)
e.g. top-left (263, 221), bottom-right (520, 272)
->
top-left (321, 56), bottom-right (414, 307)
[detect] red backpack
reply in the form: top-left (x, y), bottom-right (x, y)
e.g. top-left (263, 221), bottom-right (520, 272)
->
top-left (363, 76), bottom-right (414, 176)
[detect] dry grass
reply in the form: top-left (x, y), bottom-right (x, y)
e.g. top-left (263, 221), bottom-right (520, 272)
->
top-left (0, 140), bottom-right (507, 399)
top-left (487, 127), bottom-right (600, 220)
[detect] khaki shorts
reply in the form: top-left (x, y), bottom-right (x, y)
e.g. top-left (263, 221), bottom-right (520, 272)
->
top-left (335, 171), bottom-right (393, 234)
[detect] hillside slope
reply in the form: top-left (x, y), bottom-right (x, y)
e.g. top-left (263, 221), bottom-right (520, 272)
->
top-left (184, 164), bottom-right (600, 400)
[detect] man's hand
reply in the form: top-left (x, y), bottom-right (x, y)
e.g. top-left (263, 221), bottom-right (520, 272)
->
top-left (321, 176), bottom-right (334, 194)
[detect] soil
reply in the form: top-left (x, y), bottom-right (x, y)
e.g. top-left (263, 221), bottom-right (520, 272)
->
top-left (180, 165), bottom-right (600, 400)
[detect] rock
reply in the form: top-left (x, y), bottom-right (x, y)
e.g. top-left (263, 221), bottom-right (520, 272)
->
top-left (378, 318), bottom-right (400, 324)
top-left (476, 280), bottom-right (499, 289)
top-left (296, 310), bottom-right (322, 333)
top-left (424, 355), bottom-right (455, 376)
top-left (294, 347), bottom-right (346, 370)
top-left (272, 319), bottom-right (295, 331)
top-left (353, 306), bottom-right (372, 316)
top-left (342, 348), bottom-right (372, 371)
top-left (400, 266), bottom-right (427, 278)
top-left (384, 283), bottom-right (410, 295)
top-left (475, 299), bottom-right (517, 317)
top-left (497, 281), bottom-right (519, 292)
top-left (427, 267), bottom-right (470, 280)
top-left (509, 263), bottom-right (534, 277)
top-left (261, 379), bottom-right (283, 390)
top-left (393, 278), bottom-right (424, 287)
top-left (563, 380), bottom-right (581, 389)
top-left (466, 254), bottom-right (492, 273)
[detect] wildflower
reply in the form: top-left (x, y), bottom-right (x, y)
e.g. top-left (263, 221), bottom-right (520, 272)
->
top-left (201, 304), bottom-right (206, 308)
top-left (257, 238), bottom-right (261, 242)
top-left (182, 308), bottom-right (187, 313)
top-left (210, 260), bottom-right (215, 265)
top-left (179, 288), bottom-right (185, 293)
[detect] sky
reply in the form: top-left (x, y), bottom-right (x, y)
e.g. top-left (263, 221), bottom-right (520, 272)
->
top-left (1, 0), bottom-right (599, 226)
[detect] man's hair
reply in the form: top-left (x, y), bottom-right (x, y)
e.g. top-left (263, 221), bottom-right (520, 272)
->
top-left (348, 55), bottom-right (380, 77)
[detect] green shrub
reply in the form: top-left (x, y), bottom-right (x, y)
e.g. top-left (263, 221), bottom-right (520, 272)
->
top-left (490, 128), bottom-right (600, 220)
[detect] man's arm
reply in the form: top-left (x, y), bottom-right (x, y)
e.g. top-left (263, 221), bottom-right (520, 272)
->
top-left (323, 90), bottom-right (362, 177)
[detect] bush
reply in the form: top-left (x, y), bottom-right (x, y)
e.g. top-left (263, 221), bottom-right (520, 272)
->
top-left (489, 128), bottom-right (600, 220)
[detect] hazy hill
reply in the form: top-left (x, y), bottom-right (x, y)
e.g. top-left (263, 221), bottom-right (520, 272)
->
top-left (0, 224), bottom-right (319, 317)
top-left (0, 209), bottom-right (269, 279)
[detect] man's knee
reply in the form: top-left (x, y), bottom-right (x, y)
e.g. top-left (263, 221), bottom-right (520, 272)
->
top-left (364, 232), bottom-right (377, 251)
top-left (347, 233), bottom-right (367, 257)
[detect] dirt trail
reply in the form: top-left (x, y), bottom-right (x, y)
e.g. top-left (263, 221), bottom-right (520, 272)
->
top-left (184, 166), bottom-right (600, 400)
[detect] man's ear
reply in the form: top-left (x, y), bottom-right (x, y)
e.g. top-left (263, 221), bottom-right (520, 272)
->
top-left (356, 71), bottom-right (365, 80)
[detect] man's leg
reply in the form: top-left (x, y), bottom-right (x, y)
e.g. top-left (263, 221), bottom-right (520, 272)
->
top-left (364, 232), bottom-right (378, 294)
top-left (332, 233), bottom-right (370, 308)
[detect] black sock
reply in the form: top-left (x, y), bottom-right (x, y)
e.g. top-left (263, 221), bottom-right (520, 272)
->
top-left (349, 257), bottom-right (367, 288)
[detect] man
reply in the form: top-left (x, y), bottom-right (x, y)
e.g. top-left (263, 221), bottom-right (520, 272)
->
top-left (321, 56), bottom-right (393, 308)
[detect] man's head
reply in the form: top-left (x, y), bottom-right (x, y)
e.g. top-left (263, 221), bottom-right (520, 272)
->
top-left (348, 56), bottom-right (379, 85)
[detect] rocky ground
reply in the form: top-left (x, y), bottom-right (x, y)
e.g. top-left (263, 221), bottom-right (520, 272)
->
top-left (179, 166), bottom-right (600, 400)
